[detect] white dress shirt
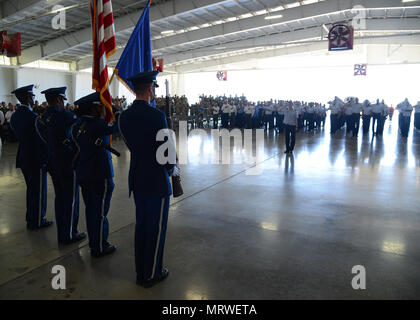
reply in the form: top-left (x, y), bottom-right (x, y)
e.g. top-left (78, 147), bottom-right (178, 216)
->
top-left (0, 110), bottom-right (4, 125)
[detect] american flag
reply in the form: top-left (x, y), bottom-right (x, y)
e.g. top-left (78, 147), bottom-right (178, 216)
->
top-left (90, 0), bottom-right (116, 122)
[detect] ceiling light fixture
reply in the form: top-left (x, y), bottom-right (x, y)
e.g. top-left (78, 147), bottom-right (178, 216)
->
top-left (265, 14), bottom-right (283, 20)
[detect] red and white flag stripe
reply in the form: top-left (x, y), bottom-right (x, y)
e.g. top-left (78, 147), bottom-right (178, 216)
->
top-left (91, 0), bottom-right (116, 122)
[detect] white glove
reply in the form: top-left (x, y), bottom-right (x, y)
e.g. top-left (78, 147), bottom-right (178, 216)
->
top-left (172, 165), bottom-right (181, 177)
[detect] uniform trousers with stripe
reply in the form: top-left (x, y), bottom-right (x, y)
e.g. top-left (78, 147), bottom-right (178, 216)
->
top-left (330, 114), bottom-right (338, 134)
top-left (80, 178), bottom-right (114, 252)
top-left (345, 115), bottom-right (354, 134)
top-left (307, 113), bottom-right (315, 131)
top-left (352, 114), bottom-right (360, 136)
top-left (285, 124), bottom-right (296, 152)
top-left (362, 115), bottom-right (371, 135)
top-left (376, 116), bottom-right (386, 136)
top-left (372, 113), bottom-right (381, 134)
top-left (49, 168), bottom-right (80, 243)
top-left (221, 113), bottom-right (229, 129)
top-left (133, 192), bottom-right (170, 281)
top-left (276, 115), bottom-right (284, 132)
top-left (245, 114), bottom-right (252, 129)
top-left (22, 165), bottom-right (47, 228)
top-left (400, 116), bottom-right (411, 137)
top-left (212, 115), bottom-right (219, 129)
top-left (414, 113), bottom-right (420, 130)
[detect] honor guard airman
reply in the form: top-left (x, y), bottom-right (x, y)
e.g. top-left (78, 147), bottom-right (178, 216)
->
top-left (71, 92), bottom-right (119, 257)
top-left (35, 87), bottom-right (86, 244)
top-left (118, 71), bottom-right (176, 287)
top-left (10, 85), bottom-right (52, 230)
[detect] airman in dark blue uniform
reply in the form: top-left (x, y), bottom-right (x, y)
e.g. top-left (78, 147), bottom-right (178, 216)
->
top-left (118, 71), bottom-right (175, 288)
top-left (35, 87), bottom-right (86, 244)
top-left (71, 92), bottom-right (119, 257)
top-left (10, 85), bottom-right (52, 230)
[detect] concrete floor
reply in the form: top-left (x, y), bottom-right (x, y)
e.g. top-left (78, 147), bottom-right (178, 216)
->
top-left (0, 115), bottom-right (419, 299)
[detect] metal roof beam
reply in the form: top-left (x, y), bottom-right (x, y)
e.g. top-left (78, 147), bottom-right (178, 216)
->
top-left (19, 0), bottom-right (230, 64)
top-left (160, 17), bottom-right (420, 65)
top-left (152, 0), bottom-right (420, 53)
top-left (165, 34), bottom-right (420, 73)
top-left (75, 16), bottom-right (420, 70)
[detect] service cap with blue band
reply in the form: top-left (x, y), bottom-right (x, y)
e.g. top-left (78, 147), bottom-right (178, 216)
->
top-left (41, 87), bottom-right (67, 100)
top-left (11, 85), bottom-right (35, 97)
top-left (74, 92), bottom-right (102, 107)
top-left (127, 70), bottom-right (159, 88)
top-left (74, 92), bottom-right (102, 115)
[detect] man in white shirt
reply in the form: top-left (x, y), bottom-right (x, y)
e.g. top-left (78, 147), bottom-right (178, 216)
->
top-left (221, 100), bottom-right (231, 129)
top-left (344, 98), bottom-right (354, 135)
top-left (0, 109), bottom-right (4, 143)
top-left (264, 102), bottom-right (274, 131)
top-left (212, 104), bottom-right (220, 129)
top-left (244, 103), bottom-right (255, 129)
top-left (361, 100), bottom-right (372, 135)
top-left (283, 101), bottom-right (298, 154)
top-left (5, 105), bottom-right (15, 123)
top-left (376, 100), bottom-right (389, 136)
top-left (305, 103), bottom-right (315, 132)
top-left (328, 97), bottom-right (344, 134)
top-left (397, 98), bottom-right (413, 138)
top-left (0, 109), bottom-right (4, 125)
top-left (230, 104), bottom-right (237, 129)
top-left (371, 99), bottom-right (383, 135)
top-left (295, 101), bottom-right (304, 131)
top-left (276, 102), bottom-right (285, 133)
top-left (351, 98), bottom-right (362, 137)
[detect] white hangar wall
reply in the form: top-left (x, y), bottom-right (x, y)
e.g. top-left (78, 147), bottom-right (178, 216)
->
top-left (0, 66), bottom-right (119, 105)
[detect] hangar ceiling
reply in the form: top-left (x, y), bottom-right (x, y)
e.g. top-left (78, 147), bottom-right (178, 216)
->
top-left (1, 0), bottom-right (419, 72)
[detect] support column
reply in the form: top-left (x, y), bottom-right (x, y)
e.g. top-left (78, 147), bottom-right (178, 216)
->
top-left (70, 73), bottom-right (77, 104)
top-left (170, 73), bottom-right (185, 96)
top-left (109, 73), bottom-right (120, 98)
top-left (11, 68), bottom-right (19, 104)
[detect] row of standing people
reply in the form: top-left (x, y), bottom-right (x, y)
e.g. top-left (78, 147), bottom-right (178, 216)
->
top-left (328, 97), bottom-right (420, 138)
top-left (9, 72), bottom-right (175, 288)
top-left (212, 100), bottom-right (327, 132)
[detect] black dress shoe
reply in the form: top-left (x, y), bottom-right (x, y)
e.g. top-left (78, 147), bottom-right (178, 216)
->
top-left (27, 219), bottom-right (54, 230)
top-left (137, 268), bottom-right (169, 288)
top-left (59, 232), bottom-right (87, 245)
top-left (91, 244), bottom-right (117, 258)
top-left (284, 150), bottom-right (289, 154)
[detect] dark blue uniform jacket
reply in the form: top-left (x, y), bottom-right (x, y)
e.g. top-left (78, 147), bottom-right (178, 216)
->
top-left (71, 116), bottom-right (119, 182)
top-left (119, 100), bottom-right (174, 198)
top-left (36, 106), bottom-right (77, 173)
top-left (10, 105), bottom-right (47, 169)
